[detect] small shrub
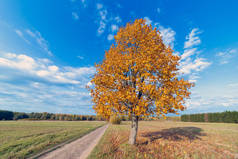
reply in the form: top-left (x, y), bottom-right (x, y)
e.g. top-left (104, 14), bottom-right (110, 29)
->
top-left (13, 112), bottom-right (29, 120)
top-left (110, 115), bottom-right (121, 124)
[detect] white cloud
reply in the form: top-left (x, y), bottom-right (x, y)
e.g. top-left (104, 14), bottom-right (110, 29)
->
top-left (25, 29), bottom-right (34, 37)
top-left (99, 9), bottom-right (107, 21)
top-left (0, 54), bottom-right (36, 71)
top-left (15, 29), bottom-right (23, 37)
top-left (36, 70), bottom-right (50, 77)
top-left (107, 34), bottom-right (114, 41)
top-left (114, 16), bottom-right (122, 23)
top-left (37, 58), bottom-right (52, 64)
top-left (185, 92), bottom-right (238, 112)
top-left (158, 25), bottom-right (176, 48)
top-left (98, 21), bottom-right (106, 35)
top-left (0, 81), bottom-right (94, 114)
top-left (107, 23), bottom-right (120, 41)
top-left (111, 24), bottom-right (118, 32)
top-left (95, 3), bottom-right (122, 37)
top-left (179, 28), bottom-right (211, 81)
top-left (216, 49), bottom-right (237, 65)
top-left (142, 17), bottom-right (176, 48)
top-left (0, 53), bottom-right (95, 85)
top-left (0, 51), bottom-right (97, 114)
top-left (144, 17), bottom-right (152, 25)
top-left (25, 29), bottom-right (53, 56)
top-left (181, 48), bottom-right (197, 60)
top-left (97, 7), bottom-right (108, 35)
top-left (63, 66), bottom-right (95, 77)
top-left (48, 65), bottom-right (59, 72)
top-left (179, 58), bottom-right (211, 75)
top-left (72, 12), bottom-right (79, 20)
top-left (184, 28), bottom-right (201, 49)
top-left (15, 29), bottom-right (30, 44)
top-left (5, 53), bottom-right (17, 59)
top-left (188, 73), bottom-right (200, 83)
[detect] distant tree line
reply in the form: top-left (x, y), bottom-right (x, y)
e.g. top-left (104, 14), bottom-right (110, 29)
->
top-left (0, 110), bottom-right (14, 120)
top-left (0, 110), bottom-right (105, 121)
top-left (181, 111), bottom-right (238, 123)
top-left (0, 110), bottom-right (161, 121)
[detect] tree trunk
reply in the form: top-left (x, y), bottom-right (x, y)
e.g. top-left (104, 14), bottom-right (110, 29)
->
top-left (129, 114), bottom-right (139, 145)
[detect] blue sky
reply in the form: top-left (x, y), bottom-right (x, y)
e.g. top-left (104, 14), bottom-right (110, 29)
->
top-left (0, 0), bottom-right (237, 115)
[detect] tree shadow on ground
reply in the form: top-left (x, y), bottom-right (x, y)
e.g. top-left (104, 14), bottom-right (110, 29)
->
top-left (141, 127), bottom-right (206, 144)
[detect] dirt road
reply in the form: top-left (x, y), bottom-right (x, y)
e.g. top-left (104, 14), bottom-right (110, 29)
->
top-left (38, 124), bottom-right (108, 159)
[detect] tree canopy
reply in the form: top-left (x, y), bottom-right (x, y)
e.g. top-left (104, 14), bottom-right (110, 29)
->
top-left (91, 19), bottom-right (193, 120)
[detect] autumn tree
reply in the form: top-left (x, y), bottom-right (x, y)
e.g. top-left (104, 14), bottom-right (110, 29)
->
top-left (90, 19), bottom-right (193, 145)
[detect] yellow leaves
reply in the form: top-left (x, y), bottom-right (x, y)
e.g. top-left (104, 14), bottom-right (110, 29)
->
top-left (90, 18), bottom-right (193, 119)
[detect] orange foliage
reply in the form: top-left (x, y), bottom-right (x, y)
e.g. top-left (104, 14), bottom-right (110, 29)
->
top-left (90, 19), bottom-right (193, 119)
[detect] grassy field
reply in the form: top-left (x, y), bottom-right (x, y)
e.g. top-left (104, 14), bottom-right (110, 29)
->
top-left (89, 121), bottom-right (238, 159)
top-left (0, 120), bottom-right (105, 158)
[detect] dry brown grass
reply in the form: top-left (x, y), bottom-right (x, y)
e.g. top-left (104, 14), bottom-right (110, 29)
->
top-left (89, 121), bottom-right (238, 159)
